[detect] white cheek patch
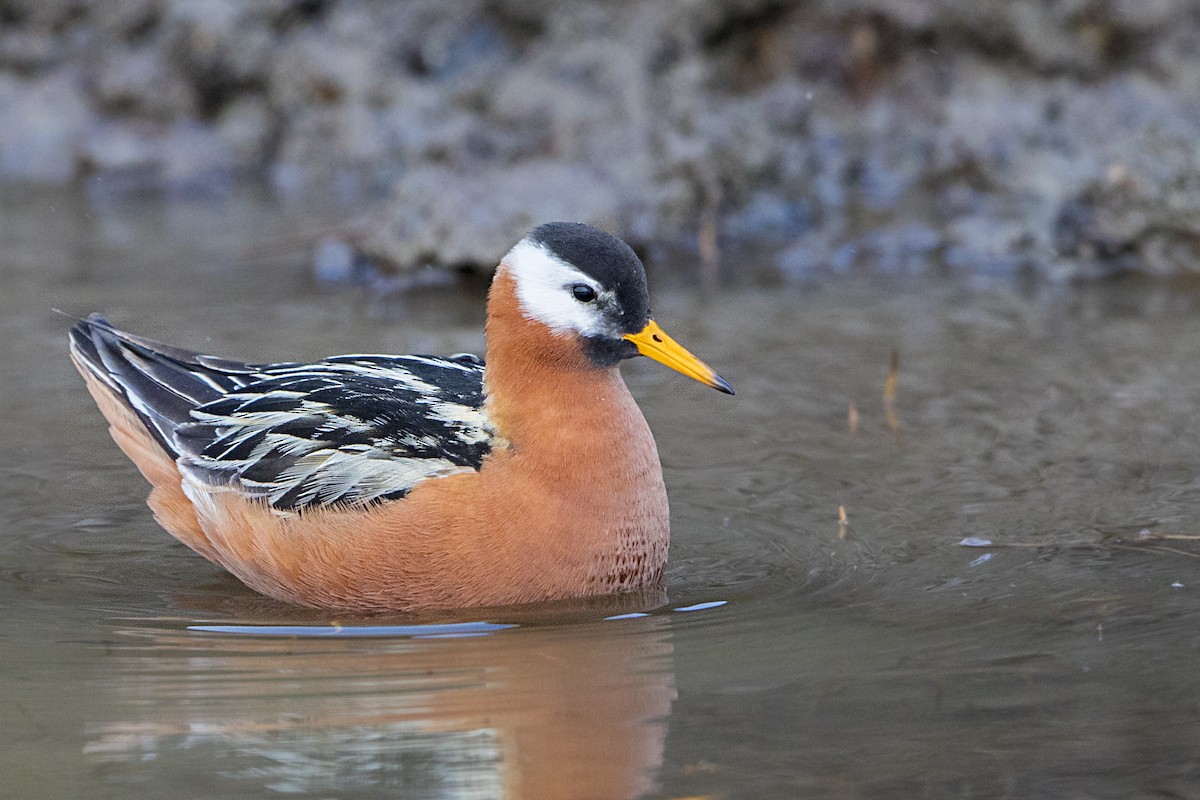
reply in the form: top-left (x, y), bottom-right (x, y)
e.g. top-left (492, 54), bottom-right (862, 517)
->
top-left (502, 239), bottom-right (608, 337)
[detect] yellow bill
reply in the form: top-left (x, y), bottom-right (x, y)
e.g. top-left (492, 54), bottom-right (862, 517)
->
top-left (624, 319), bottom-right (734, 395)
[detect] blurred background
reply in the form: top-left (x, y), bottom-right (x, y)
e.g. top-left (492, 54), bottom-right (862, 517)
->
top-left (5, 0), bottom-right (1198, 284)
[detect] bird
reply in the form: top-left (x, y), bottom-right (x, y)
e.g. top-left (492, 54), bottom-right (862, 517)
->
top-left (69, 222), bottom-right (733, 611)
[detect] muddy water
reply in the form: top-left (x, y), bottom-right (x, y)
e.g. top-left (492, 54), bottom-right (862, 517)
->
top-left (3, 186), bottom-right (1200, 799)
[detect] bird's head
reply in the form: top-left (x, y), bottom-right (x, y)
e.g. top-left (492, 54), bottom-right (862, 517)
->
top-left (499, 222), bottom-right (733, 394)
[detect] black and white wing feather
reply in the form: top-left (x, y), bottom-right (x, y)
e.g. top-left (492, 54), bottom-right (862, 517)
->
top-left (176, 355), bottom-right (491, 509)
top-left (70, 315), bottom-right (493, 512)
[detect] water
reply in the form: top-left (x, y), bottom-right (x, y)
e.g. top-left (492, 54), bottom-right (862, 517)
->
top-left (4, 185), bottom-right (1200, 799)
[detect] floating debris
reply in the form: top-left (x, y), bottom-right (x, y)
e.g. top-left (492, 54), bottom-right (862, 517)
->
top-left (698, 195), bottom-right (721, 295)
top-left (883, 348), bottom-right (901, 432)
top-left (1137, 529), bottom-right (1200, 542)
top-left (959, 536), bottom-right (994, 547)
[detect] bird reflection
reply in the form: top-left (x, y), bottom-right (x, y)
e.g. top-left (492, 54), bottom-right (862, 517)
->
top-left (85, 593), bottom-right (675, 800)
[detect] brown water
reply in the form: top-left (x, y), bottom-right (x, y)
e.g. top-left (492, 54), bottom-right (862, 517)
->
top-left (3, 186), bottom-right (1200, 799)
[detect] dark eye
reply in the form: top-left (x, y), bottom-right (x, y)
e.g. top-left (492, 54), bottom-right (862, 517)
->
top-left (571, 284), bottom-right (597, 302)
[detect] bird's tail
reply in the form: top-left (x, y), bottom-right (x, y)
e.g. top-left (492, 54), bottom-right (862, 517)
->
top-left (67, 314), bottom-right (258, 456)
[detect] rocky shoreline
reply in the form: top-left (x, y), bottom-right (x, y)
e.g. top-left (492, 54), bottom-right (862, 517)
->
top-left (3, 0), bottom-right (1199, 281)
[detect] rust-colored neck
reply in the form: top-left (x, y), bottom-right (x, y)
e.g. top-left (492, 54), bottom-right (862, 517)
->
top-left (483, 268), bottom-right (643, 465)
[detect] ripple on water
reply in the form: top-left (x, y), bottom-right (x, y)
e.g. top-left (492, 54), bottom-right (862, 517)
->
top-left (662, 508), bottom-right (887, 640)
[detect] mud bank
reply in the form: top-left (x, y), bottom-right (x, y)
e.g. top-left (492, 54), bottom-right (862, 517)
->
top-left (3, 0), bottom-right (1199, 280)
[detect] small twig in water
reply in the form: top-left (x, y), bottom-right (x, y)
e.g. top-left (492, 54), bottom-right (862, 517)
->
top-left (883, 348), bottom-right (901, 432)
top-left (1136, 529), bottom-right (1200, 542)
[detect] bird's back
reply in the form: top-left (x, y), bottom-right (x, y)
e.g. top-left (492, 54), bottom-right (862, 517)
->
top-left (69, 315), bottom-right (495, 510)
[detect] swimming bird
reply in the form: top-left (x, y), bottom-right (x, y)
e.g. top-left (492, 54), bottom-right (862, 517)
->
top-left (69, 222), bottom-right (732, 611)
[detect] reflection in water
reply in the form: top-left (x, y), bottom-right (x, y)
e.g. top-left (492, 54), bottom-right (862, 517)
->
top-left (84, 615), bottom-right (675, 800)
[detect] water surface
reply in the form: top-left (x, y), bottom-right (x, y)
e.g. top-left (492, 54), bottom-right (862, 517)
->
top-left (3, 186), bottom-right (1200, 799)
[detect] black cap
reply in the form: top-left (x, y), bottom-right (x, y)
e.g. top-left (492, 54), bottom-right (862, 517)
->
top-left (527, 222), bottom-right (651, 334)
